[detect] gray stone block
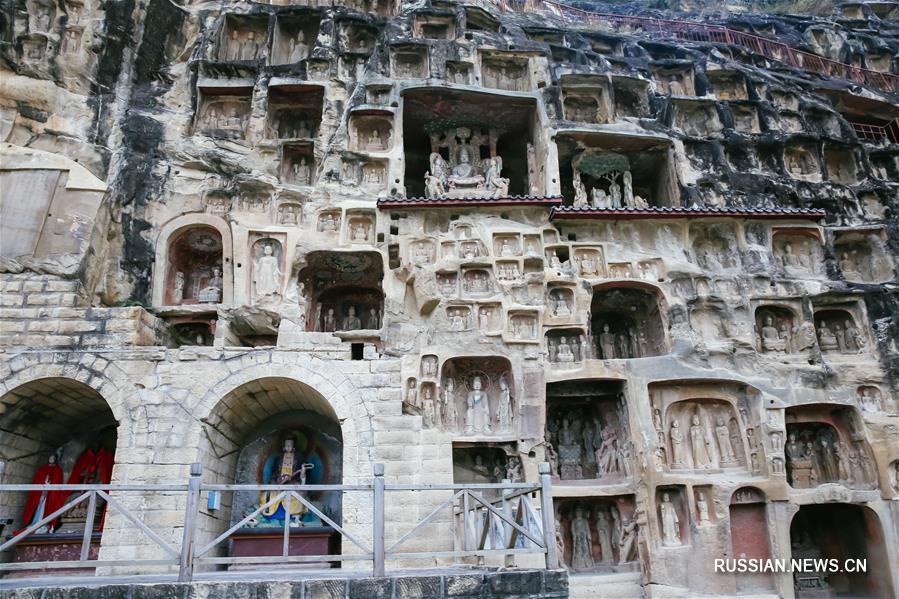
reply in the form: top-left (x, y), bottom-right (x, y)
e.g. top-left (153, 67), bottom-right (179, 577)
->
top-left (348, 577), bottom-right (392, 599)
top-left (394, 575), bottom-right (442, 598)
top-left (304, 579), bottom-right (348, 599)
top-left (542, 570), bottom-right (569, 596)
top-left (485, 571), bottom-right (542, 597)
top-left (444, 574), bottom-right (484, 597)
top-left (131, 583), bottom-right (192, 599)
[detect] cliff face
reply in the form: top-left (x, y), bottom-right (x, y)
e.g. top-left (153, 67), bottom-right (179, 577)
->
top-left (1, 0), bottom-right (899, 594)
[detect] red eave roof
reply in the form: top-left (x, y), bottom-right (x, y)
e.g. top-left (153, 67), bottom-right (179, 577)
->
top-left (377, 196), bottom-right (564, 209)
top-left (550, 206), bottom-right (827, 221)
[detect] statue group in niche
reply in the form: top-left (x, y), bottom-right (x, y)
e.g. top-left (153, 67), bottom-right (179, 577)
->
top-left (561, 503), bottom-right (637, 570)
top-left (289, 156), bottom-right (312, 186)
top-left (668, 406), bottom-right (743, 470)
top-left (424, 135), bottom-right (509, 199)
top-left (596, 321), bottom-right (650, 360)
top-left (277, 117), bottom-right (313, 139)
top-left (857, 387), bottom-right (882, 413)
top-left (815, 317), bottom-right (865, 354)
top-left (284, 29), bottom-right (308, 64)
top-left (424, 373), bottom-right (513, 434)
top-left (172, 266), bottom-right (223, 305)
top-left (546, 396), bottom-right (630, 481)
top-left (202, 103), bottom-right (248, 133)
top-left (547, 334), bottom-right (590, 364)
top-left (462, 272), bottom-right (491, 294)
top-left (785, 428), bottom-right (874, 489)
top-left (222, 28), bottom-right (262, 61)
top-left (574, 169), bottom-right (649, 210)
top-left (319, 305), bottom-right (379, 332)
top-left (777, 240), bottom-right (816, 274)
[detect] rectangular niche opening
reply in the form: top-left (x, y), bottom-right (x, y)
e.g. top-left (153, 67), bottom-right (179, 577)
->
top-left (271, 14), bottom-right (320, 65)
top-left (463, 7), bottom-right (500, 32)
top-left (401, 87), bottom-right (539, 198)
top-left (413, 11), bottom-right (456, 40)
top-left (545, 380), bottom-right (631, 484)
top-left (610, 76), bottom-right (650, 119)
top-left (560, 74), bottom-right (612, 124)
top-left (707, 70), bottom-right (748, 101)
top-left (649, 63), bottom-right (695, 96)
top-left (195, 86), bottom-right (254, 139)
top-left (556, 130), bottom-right (678, 208)
top-left (217, 14), bottom-right (270, 62)
top-left (480, 51), bottom-right (532, 92)
top-left (280, 142), bottom-right (315, 187)
top-left (266, 85), bottom-right (324, 140)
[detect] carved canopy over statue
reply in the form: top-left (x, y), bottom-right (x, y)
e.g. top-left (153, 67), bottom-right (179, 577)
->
top-left (423, 125), bottom-right (509, 199)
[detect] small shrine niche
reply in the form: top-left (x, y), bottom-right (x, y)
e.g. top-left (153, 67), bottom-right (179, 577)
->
top-left (546, 246), bottom-right (570, 270)
top-left (493, 234), bottom-right (520, 257)
top-left (650, 64), bottom-right (695, 96)
top-left (556, 132), bottom-right (678, 208)
top-left (169, 319), bottom-right (216, 347)
top-left (438, 357), bottom-right (515, 436)
top-left (195, 89), bottom-right (252, 139)
top-left (349, 112), bottom-right (393, 152)
top-left (410, 239), bottom-right (436, 265)
top-left (366, 85), bottom-right (391, 105)
top-left (461, 268), bottom-right (493, 297)
top-left (345, 210), bottom-right (375, 244)
top-left (266, 86), bottom-right (324, 140)
top-left (785, 405), bottom-right (876, 489)
top-left (463, 6), bottom-right (500, 32)
top-left (672, 99), bottom-right (722, 137)
top-left (754, 305), bottom-right (807, 354)
top-left (495, 260), bottom-right (521, 281)
top-left (390, 45), bottom-right (428, 79)
top-left (437, 272), bottom-right (458, 296)
top-left (360, 159), bottom-right (388, 190)
top-left (729, 487), bottom-right (771, 578)
top-left (692, 485), bottom-right (716, 526)
top-left (337, 20), bottom-right (378, 55)
top-left (823, 146), bottom-right (858, 185)
top-left (506, 310), bottom-right (539, 342)
top-left (305, 59), bottom-right (331, 81)
top-left (707, 70), bottom-right (748, 101)
top-left (452, 443), bottom-right (521, 484)
top-left (249, 237), bottom-right (285, 305)
top-left (545, 381), bottom-right (631, 482)
top-left (611, 76), bottom-right (650, 119)
top-left (481, 54), bottom-right (530, 92)
top-left (317, 210), bottom-right (341, 235)
top-left (813, 307), bottom-right (868, 355)
top-left (61, 27), bottom-right (82, 54)
top-left (545, 328), bottom-right (590, 365)
top-left (560, 75), bottom-right (612, 124)
top-left (730, 104), bottom-right (760, 134)
top-left (783, 143), bottom-right (821, 181)
top-left (772, 230), bottom-right (821, 276)
top-left (655, 487), bottom-right (689, 547)
top-left (446, 306), bottom-right (473, 331)
top-left (446, 61), bottom-right (472, 85)
top-left (476, 303), bottom-right (502, 333)
top-left (280, 143), bottom-right (315, 187)
top-left (691, 223), bottom-right (741, 271)
top-left (865, 50), bottom-right (892, 72)
top-left (21, 36), bottom-right (47, 62)
top-left (28, 0), bottom-right (56, 33)
top-left (835, 230), bottom-right (894, 282)
top-left (590, 286), bottom-right (666, 359)
top-left (217, 15), bottom-right (268, 62)
top-left (402, 89), bottom-right (537, 197)
top-left (664, 399), bottom-right (747, 471)
top-left (204, 192), bottom-right (232, 215)
top-left (413, 12), bottom-right (456, 40)
top-left (271, 15), bottom-right (320, 65)
top-left (420, 355), bottom-right (438, 380)
top-left (277, 201), bottom-right (303, 225)
top-left (770, 89), bottom-right (799, 112)
top-left (298, 251), bottom-right (384, 333)
top-left (856, 385), bottom-right (883, 414)
top-left (164, 226), bottom-right (224, 306)
top-left (555, 496), bottom-right (638, 570)
top-left (547, 286), bottom-right (575, 319)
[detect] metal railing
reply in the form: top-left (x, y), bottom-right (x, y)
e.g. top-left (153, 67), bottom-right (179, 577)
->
top-left (849, 118), bottom-right (899, 143)
top-left (0, 463), bottom-right (557, 582)
top-left (473, 0), bottom-right (899, 95)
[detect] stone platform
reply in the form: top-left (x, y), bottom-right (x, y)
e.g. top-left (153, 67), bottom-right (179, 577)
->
top-left (0, 568), bottom-right (568, 599)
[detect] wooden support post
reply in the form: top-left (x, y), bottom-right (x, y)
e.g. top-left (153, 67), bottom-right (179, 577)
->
top-left (178, 463), bottom-right (202, 583)
top-left (372, 463), bottom-right (385, 577)
top-left (80, 491), bottom-right (98, 561)
top-left (538, 462), bottom-right (558, 569)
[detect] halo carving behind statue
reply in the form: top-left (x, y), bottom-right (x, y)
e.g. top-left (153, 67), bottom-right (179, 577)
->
top-left (463, 370), bottom-right (491, 392)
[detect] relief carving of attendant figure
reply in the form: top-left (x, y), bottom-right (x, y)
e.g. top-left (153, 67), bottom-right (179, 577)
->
top-left (342, 306), bottom-right (362, 330)
top-left (254, 245), bottom-right (282, 300)
top-left (570, 507), bottom-right (595, 570)
top-left (659, 494), bottom-right (681, 547)
top-left (669, 420), bottom-right (686, 467)
top-left (464, 376), bottom-right (490, 435)
top-left (495, 375), bottom-right (513, 432)
top-left (689, 414), bottom-right (713, 468)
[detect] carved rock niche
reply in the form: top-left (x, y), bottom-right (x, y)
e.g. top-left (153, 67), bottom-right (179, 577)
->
top-left (651, 65), bottom-right (695, 96)
top-left (461, 268), bottom-right (494, 297)
top-left (555, 496), bottom-right (638, 570)
top-left (346, 211), bottom-right (375, 244)
top-left (277, 201), bottom-right (303, 225)
top-left (481, 54), bottom-right (530, 92)
top-left (823, 146), bottom-right (858, 185)
top-left (410, 239), bottom-right (436, 265)
top-left (547, 286), bottom-right (575, 320)
top-left (665, 399), bottom-right (747, 472)
top-left (730, 104), bottom-right (760, 134)
top-left (655, 486), bottom-right (689, 547)
top-left (754, 304), bottom-right (808, 354)
top-left (783, 143), bottom-right (821, 181)
top-left (436, 271), bottom-right (458, 297)
top-left (366, 85), bottom-right (391, 105)
top-left (856, 385), bottom-right (883, 414)
top-left (28, 0), bottom-right (56, 33)
top-left (439, 357), bottom-right (515, 436)
top-left (590, 286), bottom-right (666, 359)
top-left (217, 15), bottom-right (268, 62)
top-left (506, 310), bottom-right (539, 342)
top-left (349, 112), bottom-right (394, 153)
top-left (338, 21), bottom-right (378, 54)
top-left (196, 90), bottom-right (252, 139)
top-left (360, 159), bottom-right (388, 190)
top-left (316, 210), bottom-right (341, 234)
top-left (420, 354), bottom-right (438, 379)
top-left (298, 250), bottom-right (384, 333)
top-left (475, 303), bottom-right (501, 333)
top-left (545, 380), bottom-right (631, 482)
top-left (611, 76), bottom-right (650, 119)
top-left (672, 99), bottom-right (722, 137)
top-left (772, 230), bottom-right (822, 276)
top-left (560, 75), bottom-right (612, 124)
top-left (691, 223), bottom-right (741, 271)
top-left (249, 235), bottom-right (285, 304)
top-left (267, 86), bottom-right (324, 140)
top-left (834, 230), bottom-right (894, 283)
top-left (493, 233), bottom-right (521, 257)
top-left (272, 15), bottom-right (320, 65)
top-left (495, 259), bottom-right (521, 282)
top-left (545, 327), bottom-right (590, 365)
top-left (452, 443), bottom-right (521, 484)
top-left (784, 404), bottom-right (877, 490)
top-left (305, 58), bottom-right (331, 81)
top-left (21, 35), bottom-right (48, 63)
top-left (813, 306), bottom-right (868, 355)
top-left (165, 226), bottom-right (224, 306)
top-left (446, 305), bottom-right (473, 331)
top-left (707, 70), bottom-right (748, 101)
top-left (390, 45), bottom-right (428, 79)
top-left (446, 61), bottom-right (472, 85)
top-left (280, 143), bottom-right (315, 187)
top-left (414, 12), bottom-right (455, 40)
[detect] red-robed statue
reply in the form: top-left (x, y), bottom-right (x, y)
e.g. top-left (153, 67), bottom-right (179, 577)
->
top-left (18, 455), bottom-right (66, 534)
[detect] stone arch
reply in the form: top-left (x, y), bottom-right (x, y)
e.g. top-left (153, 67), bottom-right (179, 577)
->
top-left (151, 213), bottom-right (234, 307)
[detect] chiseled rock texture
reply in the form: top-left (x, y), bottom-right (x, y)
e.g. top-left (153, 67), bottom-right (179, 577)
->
top-left (1, 0), bottom-right (899, 596)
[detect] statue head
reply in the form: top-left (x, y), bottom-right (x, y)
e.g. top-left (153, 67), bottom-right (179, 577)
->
top-left (264, 244), bottom-right (273, 256)
top-left (785, 243), bottom-right (793, 254)
top-left (671, 420), bottom-right (679, 429)
top-left (603, 324), bottom-right (610, 333)
top-left (691, 414), bottom-right (700, 425)
top-left (408, 379), bottom-right (415, 389)
top-left (716, 418), bottom-right (725, 426)
top-left (48, 453), bottom-right (57, 465)
top-left (472, 376), bottom-right (482, 390)
top-left (348, 306), bottom-right (356, 316)
top-left (327, 307), bottom-right (335, 316)
top-left (662, 493), bottom-right (670, 502)
top-left (764, 315), bottom-right (774, 326)
top-left (283, 438), bottom-right (295, 452)
top-left (500, 376), bottom-right (508, 390)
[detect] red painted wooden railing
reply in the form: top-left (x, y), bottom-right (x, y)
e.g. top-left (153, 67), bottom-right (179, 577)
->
top-left (477, 0), bottom-right (899, 95)
top-left (849, 119), bottom-right (899, 143)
